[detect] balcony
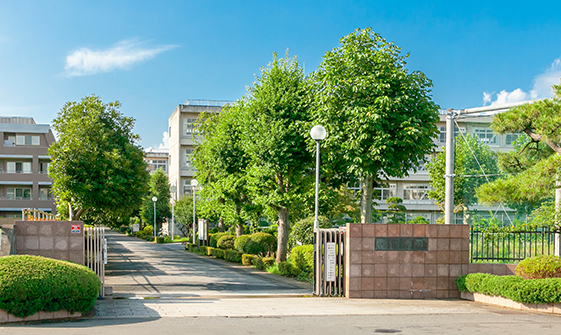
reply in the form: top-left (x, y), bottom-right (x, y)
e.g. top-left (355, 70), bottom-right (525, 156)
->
top-left (0, 196), bottom-right (32, 201)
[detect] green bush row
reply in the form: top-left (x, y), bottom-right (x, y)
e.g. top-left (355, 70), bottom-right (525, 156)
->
top-left (516, 255), bottom-right (561, 279)
top-left (0, 255), bottom-right (101, 318)
top-left (456, 273), bottom-right (561, 304)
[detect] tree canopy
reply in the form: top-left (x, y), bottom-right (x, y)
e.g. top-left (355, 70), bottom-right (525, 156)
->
top-left (140, 169), bottom-right (171, 227)
top-left (49, 95), bottom-right (149, 225)
top-left (312, 27), bottom-right (440, 223)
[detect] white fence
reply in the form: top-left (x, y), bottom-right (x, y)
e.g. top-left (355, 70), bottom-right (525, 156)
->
top-left (84, 226), bottom-right (106, 297)
top-left (314, 228), bottom-right (345, 297)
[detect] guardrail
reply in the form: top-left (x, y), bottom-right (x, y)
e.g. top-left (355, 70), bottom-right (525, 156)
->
top-left (21, 208), bottom-right (59, 221)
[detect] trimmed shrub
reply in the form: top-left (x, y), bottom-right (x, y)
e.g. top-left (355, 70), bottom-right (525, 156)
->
top-left (224, 250), bottom-right (243, 263)
top-left (217, 235), bottom-right (236, 250)
top-left (136, 225), bottom-right (153, 240)
top-left (234, 234), bottom-right (251, 253)
top-left (0, 255), bottom-right (101, 318)
top-left (163, 235), bottom-right (173, 243)
top-left (242, 254), bottom-right (257, 266)
top-left (288, 216), bottom-right (332, 250)
top-left (154, 236), bottom-right (165, 243)
top-left (210, 233), bottom-right (232, 248)
top-left (211, 248), bottom-right (225, 259)
top-left (289, 245), bottom-right (314, 274)
top-left (516, 255), bottom-right (561, 279)
top-left (252, 256), bottom-right (275, 270)
top-left (278, 261), bottom-right (299, 277)
top-left (199, 246), bottom-right (208, 255)
top-left (185, 243), bottom-right (197, 251)
top-left (244, 232), bottom-right (277, 255)
top-left (205, 247), bottom-right (214, 256)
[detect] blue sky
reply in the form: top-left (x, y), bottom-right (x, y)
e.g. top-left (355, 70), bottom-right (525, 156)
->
top-left (1, 1), bottom-right (560, 149)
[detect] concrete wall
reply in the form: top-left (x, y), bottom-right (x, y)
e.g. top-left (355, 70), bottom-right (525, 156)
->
top-left (0, 224), bottom-right (16, 256)
top-left (14, 220), bottom-right (84, 264)
top-left (345, 223), bottom-right (470, 299)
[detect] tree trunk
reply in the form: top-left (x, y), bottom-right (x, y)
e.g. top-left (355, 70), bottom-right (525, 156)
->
top-left (218, 216), bottom-right (225, 233)
top-left (68, 203), bottom-right (74, 221)
top-left (236, 224), bottom-right (244, 237)
top-left (276, 207), bottom-right (290, 262)
top-left (360, 176), bottom-right (374, 224)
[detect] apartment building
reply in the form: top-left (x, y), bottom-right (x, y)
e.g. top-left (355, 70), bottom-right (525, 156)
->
top-left (0, 117), bottom-right (56, 218)
top-left (167, 100), bottom-right (230, 200)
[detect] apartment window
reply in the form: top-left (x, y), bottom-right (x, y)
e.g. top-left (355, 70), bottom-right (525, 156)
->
top-left (6, 187), bottom-right (31, 200)
top-left (4, 135), bottom-right (15, 147)
top-left (403, 184), bottom-right (430, 200)
top-left (39, 162), bottom-right (49, 174)
top-left (474, 128), bottom-right (497, 145)
top-left (39, 188), bottom-right (51, 201)
top-left (183, 118), bottom-right (198, 137)
top-left (183, 180), bottom-right (193, 197)
top-left (373, 183), bottom-right (396, 201)
top-left (183, 148), bottom-right (195, 170)
top-left (15, 135), bottom-right (40, 146)
top-left (506, 133), bottom-right (521, 146)
top-left (7, 162), bottom-right (31, 174)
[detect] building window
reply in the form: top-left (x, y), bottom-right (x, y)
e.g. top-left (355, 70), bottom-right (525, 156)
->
top-left (183, 179), bottom-right (193, 197)
top-left (39, 188), bottom-right (51, 200)
top-left (506, 133), bottom-right (521, 146)
top-left (147, 160), bottom-right (167, 172)
top-left (4, 135), bottom-right (15, 147)
top-left (403, 184), bottom-right (430, 200)
top-left (183, 118), bottom-right (198, 137)
top-left (474, 128), bottom-right (497, 145)
top-left (39, 162), bottom-right (50, 174)
top-left (15, 135), bottom-right (40, 146)
top-left (374, 183), bottom-right (396, 201)
top-left (6, 187), bottom-right (31, 200)
top-left (183, 148), bottom-right (195, 170)
top-left (7, 162), bottom-right (31, 174)
top-left (438, 127), bottom-right (465, 143)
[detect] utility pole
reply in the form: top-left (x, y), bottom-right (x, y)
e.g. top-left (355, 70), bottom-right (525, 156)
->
top-left (444, 109), bottom-right (456, 225)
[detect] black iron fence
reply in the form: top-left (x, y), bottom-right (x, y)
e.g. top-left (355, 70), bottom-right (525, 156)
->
top-left (470, 227), bottom-right (559, 263)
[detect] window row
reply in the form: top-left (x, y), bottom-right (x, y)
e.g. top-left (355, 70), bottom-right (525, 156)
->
top-left (1, 162), bottom-right (49, 174)
top-left (438, 127), bottom-right (521, 146)
top-left (4, 135), bottom-right (41, 147)
top-left (3, 187), bottom-right (51, 200)
top-left (147, 159), bottom-right (167, 172)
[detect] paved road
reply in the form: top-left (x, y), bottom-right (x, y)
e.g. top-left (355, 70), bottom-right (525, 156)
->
top-left (104, 230), bottom-right (311, 297)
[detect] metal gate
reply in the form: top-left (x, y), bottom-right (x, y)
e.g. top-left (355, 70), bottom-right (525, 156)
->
top-left (84, 226), bottom-right (106, 297)
top-left (314, 228), bottom-right (345, 297)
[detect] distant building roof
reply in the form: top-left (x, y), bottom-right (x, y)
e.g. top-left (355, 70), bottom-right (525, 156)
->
top-left (0, 116), bottom-right (50, 133)
top-left (0, 117), bottom-right (36, 124)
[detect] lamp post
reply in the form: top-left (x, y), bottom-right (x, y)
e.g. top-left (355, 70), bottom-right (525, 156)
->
top-left (310, 125), bottom-right (327, 230)
top-left (170, 186), bottom-right (176, 241)
top-left (152, 196), bottom-right (158, 239)
top-left (310, 125), bottom-right (326, 296)
top-left (190, 179), bottom-right (198, 244)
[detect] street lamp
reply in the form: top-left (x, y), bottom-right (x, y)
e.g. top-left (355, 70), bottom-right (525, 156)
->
top-left (170, 186), bottom-right (176, 241)
top-left (152, 196), bottom-right (158, 239)
top-left (190, 179), bottom-right (199, 244)
top-left (310, 125), bottom-right (327, 231)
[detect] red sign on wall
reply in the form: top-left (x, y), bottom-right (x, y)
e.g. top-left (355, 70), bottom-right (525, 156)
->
top-left (71, 224), bottom-right (81, 233)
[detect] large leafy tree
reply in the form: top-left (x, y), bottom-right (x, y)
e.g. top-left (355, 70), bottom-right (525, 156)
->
top-left (477, 82), bottom-right (561, 220)
top-left (49, 95), bottom-right (149, 224)
top-left (193, 102), bottom-right (260, 236)
top-left (140, 169), bottom-right (171, 228)
top-left (242, 52), bottom-right (314, 262)
top-left (428, 134), bottom-right (500, 220)
top-left (312, 28), bottom-right (439, 224)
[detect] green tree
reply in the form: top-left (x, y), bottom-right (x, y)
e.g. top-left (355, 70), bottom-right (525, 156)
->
top-left (385, 196), bottom-right (406, 223)
top-left (477, 81), bottom-right (561, 222)
top-left (312, 28), bottom-right (439, 224)
top-left (140, 169), bottom-right (171, 230)
top-left (242, 52), bottom-right (314, 262)
top-left (428, 133), bottom-right (500, 220)
top-left (174, 196), bottom-right (197, 237)
top-left (49, 95), bottom-right (149, 225)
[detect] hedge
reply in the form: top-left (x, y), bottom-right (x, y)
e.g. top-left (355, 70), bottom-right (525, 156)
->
top-left (456, 273), bottom-right (561, 304)
top-left (0, 255), bottom-right (101, 318)
top-left (242, 254), bottom-right (257, 266)
top-left (234, 235), bottom-right (251, 253)
top-left (244, 233), bottom-right (276, 255)
top-left (211, 248), bottom-right (225, 259)
top-left (154, 236), bottom-right (164, 244)
top-left (224, 250), bottom-right (243, 263)
top-left (289, 245), bottom-right (313, 274)
top-left (217, 235), bottom-right (235, 250)
top-left (252, 256), bottom-right (275, 270)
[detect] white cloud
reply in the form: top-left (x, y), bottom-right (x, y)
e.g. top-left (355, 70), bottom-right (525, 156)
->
top-left (146, 131), bottom-right (169, 152)
top-left (483, 57), bottom-right (561, 106)
top-left (65, 39), bottom-right (176, 77)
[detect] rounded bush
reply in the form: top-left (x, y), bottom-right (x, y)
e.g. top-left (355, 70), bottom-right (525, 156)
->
top-left (0, 255), bottom-right (101, 318)
top-left (234, 235), bottom-right (251, 252)
top-left (289, 244), bottom-right (314, 274)
top-left (210, 232), bottom-right (232, 248)
top-left (516, 255), bottom-right (561, 279)
top-left (244, 232), bottom-right (277, 255)
top-left (288, 216), bottom-right (332, 250)
top-left (217, 235), bottom-right (235, 250)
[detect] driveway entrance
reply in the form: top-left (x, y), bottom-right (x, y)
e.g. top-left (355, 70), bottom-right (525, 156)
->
top-left (104, 230), bottom-right (311, 298)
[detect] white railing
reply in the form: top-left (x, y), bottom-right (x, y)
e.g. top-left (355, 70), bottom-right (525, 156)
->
top-left (84, 226), bottom-right (106, 297)
top-left (21, 208), bottom-right (58, 220)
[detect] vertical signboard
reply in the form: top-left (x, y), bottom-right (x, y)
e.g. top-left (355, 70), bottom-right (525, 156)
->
top-left (198, 219), bottom-right (207, 241)
top-left (325, 242), bottom-right (336, 282)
